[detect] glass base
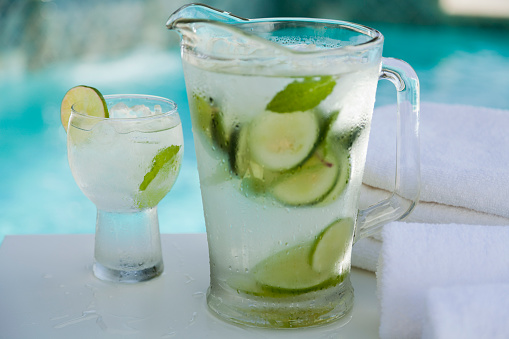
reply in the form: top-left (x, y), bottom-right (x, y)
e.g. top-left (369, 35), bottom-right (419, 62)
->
top-left (93, 208), bottom-right (164, 283)
top-left (93, 261), bottom-right (163, 283)
top-left (206, 276), bottom-right (354, 328)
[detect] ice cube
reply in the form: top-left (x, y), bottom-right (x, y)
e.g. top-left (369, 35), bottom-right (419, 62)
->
top-left (109, 103), bottom-right (134, 119)
top-left (131, 104), bottom-right (153, 118)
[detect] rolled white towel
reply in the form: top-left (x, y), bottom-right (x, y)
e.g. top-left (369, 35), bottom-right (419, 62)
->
top-left (422, 284), bottom-right (509, 339)
top-left (377, 222), bottom-right (509, 339)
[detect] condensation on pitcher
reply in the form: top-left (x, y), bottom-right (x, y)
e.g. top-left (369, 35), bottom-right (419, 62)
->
top-left (184, 273), bottom-right (195, 284)
top-left (192, 291), bottom-right (206, 298)
top-left (188, 312), bottom-right (198, 326)
top-left (161, 331), bottom-right (178, 338)
top-left (182, 311), bottom-right (198, 329)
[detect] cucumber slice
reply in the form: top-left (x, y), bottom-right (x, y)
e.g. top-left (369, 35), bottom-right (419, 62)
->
top-left (248, 110), bottom-right (319, 171)
top-left (190, 93), bottom-right (215, 140)
top-left (270, 146), bottom-right (347, 206)
top-left (228, 124), bottom-right (250, 177)
top-left (315, 127), bottom-right (363, 205)
top-left (211, 112), bottom-right (231, 151)
top-left (316, 110), bottom-right (340, 145)
top-left (252, 243), bottom-right (346, 294)
top-left (190, 93), bottom-right (230, 151)
top-left (310, 218), bottom-right (354, 273)
top-left (240, 177), bottom-right (267, 196)
top-left (227, 273), bottom-right (265, 297)
top-left (336, 125), bottom-right (364, 150)
top-left (61, 85), bottom-right (108, 132)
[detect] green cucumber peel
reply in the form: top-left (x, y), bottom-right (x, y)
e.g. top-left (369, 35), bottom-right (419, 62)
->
top-left (228, 124), bottom-right (249, 177)
top-left (310, 218), bottom-right (354, 273)
top-left (211, 112), bottom-right (231, 151)
top-left (251, 242), bottom-right (347, 295)
top-left (269, 147), bottom-right (340, 206)
top-left (266, 76), bottom-right (336, 113)
top-left (191, 93), bottom-right (230, 152)
top-left (191, 93), bottom-right (214, 137)
top-left (336, 125), bottom-right (364, 150)
top-left (316, 110), bottom-right (340, 145)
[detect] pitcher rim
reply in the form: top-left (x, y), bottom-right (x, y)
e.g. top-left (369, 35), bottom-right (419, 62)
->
top-left (169, 17), bottom-right (384, 56)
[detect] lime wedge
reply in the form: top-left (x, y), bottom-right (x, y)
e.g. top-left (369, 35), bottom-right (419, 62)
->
top-left (310, 218), bottom-right (354, 273)
top-left (60, 85), bottom-right (108, 132)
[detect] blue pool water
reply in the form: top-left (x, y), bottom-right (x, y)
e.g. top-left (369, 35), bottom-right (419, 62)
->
top-left (1, 23), bottom-right (509, 243)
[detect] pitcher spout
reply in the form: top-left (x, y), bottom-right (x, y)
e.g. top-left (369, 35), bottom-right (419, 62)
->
top-left (166, 3), bottom-right (247, 30)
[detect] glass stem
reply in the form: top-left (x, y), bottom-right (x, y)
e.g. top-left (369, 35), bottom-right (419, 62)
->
top-left (93, 207), bottom-right (163, 282)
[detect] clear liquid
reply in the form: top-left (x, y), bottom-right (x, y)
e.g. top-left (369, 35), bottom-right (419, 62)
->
top-left (67, 117), bottom-right (183, 212)
top-left (183, 60), bottom-right (379, 327)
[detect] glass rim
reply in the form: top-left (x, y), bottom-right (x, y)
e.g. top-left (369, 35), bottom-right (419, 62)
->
top-left (70, 94), bottom-right (179, 122)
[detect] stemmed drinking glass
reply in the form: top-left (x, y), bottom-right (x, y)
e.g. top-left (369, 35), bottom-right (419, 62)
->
top-left (67, 94), bottom-right (183, 283)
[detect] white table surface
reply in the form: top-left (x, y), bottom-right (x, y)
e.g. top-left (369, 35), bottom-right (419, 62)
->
top-left (0, 234), bottom-right (380, 339)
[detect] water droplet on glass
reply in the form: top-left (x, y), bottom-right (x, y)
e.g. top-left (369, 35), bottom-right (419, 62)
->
top-left (184, 274), bottom-right (195, 284)
top-left (192, 291), bottom-right (206, 298)
top-left (188, 312), bottom-right (198, 325)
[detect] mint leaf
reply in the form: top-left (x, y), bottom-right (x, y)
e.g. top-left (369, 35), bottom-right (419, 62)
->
top-left (139, 145), bottom-right (181, 191)
top-left (266, 76), bottom-right (336, 113)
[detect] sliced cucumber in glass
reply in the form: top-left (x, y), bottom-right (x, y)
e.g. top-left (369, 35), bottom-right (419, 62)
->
top-left (248, 110), bottom-right (319, 172)
top-left (252, 242), bottom-right (346, 295)
top-left (211, 112), bottom-right (231, 151)
top-left (190, 93), bottom-right (230, 151)
top-left (228, 124), bottom-right (250, 177)
top-left (245, 218), bottom-right (352, 295)
top-left (269, 146), bottom-right (349, 206)
top-left (310, 218), bottom-right (354, 273)
top-left (190, 94), bottom-right (215, 140)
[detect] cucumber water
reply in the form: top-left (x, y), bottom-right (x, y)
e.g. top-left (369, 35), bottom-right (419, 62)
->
top-left (184, 61), bottom-right (379, 327)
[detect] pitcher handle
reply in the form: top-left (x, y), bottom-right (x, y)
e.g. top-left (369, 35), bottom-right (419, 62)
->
top-left (355, 57), bottom-right (420, 241)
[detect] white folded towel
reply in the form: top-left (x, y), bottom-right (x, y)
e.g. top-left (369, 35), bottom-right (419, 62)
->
top-left (363, 102), bottom-right (509, 218)
top-left (351, 102), bottom-right (509, 272)
top-left (378, 222), bottom-right (509, 339)
top-left (422, 284), bottom-right (509, 339)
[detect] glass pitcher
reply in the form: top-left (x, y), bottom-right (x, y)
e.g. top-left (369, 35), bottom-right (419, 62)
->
top-left (167, 3), bottom-right (420, 328)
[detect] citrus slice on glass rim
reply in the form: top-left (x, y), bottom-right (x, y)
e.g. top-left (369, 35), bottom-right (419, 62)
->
top-left (60, 85), bottom-right (108, 132)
